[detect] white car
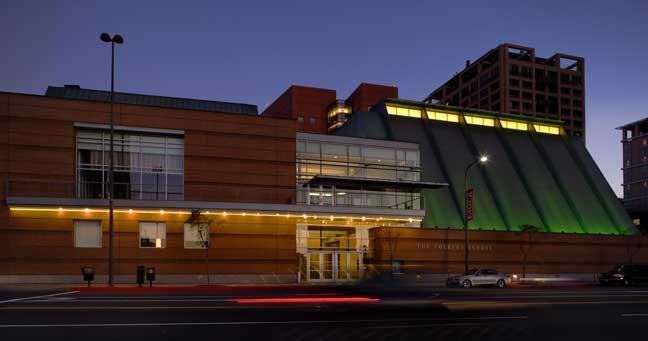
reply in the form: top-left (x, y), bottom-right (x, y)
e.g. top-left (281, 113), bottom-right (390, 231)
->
top-left (447, 269), bottom-right (508, 288)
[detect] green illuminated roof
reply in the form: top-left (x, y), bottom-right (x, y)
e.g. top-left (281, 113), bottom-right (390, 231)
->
top-left (335, 102), bottom-right (636, 235)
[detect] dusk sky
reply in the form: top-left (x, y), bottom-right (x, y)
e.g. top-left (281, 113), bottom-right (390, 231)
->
top-left (2, 0), bottom-right (647, 195)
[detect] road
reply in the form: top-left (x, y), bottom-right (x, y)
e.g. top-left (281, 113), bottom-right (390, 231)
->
top-left (1, 285), bottom-right (648, 340)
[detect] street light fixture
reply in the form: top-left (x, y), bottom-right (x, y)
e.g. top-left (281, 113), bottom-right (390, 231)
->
top-left (464, 155), bottom-right (488, 274)
top-left (100, 32), bottom-right (124, 287)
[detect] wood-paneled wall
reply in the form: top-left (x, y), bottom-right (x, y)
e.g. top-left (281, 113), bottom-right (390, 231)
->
top-left (1, 210), bottom-right (296, 276)
top-left (0, 92), bottom-right (297, 203)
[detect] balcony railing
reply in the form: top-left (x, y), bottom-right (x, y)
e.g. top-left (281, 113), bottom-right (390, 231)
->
top-left (296, 188), bottom-right (423, 210)
top-left (297, 158), bottom-right (421, 182)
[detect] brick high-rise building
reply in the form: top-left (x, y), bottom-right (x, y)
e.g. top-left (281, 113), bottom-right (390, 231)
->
top-left (618, 118), bottom-right (648, 230)
top-left (424, 43), bottom-right (586, 139)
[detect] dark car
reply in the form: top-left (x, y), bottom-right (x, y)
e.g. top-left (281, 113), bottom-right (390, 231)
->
top-left (599, 264), bottom-right (648, 286)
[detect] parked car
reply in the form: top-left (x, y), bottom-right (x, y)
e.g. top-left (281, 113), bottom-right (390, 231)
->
top-left (446, 269), bottom-right (508, 288)
top-left (599, 264), bottom-right (648, 286)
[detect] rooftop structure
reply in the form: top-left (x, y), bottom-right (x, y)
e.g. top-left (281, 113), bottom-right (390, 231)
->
top-left (46, 85), bottom-right (258, 115)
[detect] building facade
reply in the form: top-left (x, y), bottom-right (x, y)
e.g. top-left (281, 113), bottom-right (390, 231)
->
top-left (0, 87), bottom-right (426, 284)
top-left (0, 82), bottom-right (643, 285)
top-left (424, 43), bottom-right (586, 140)
top-left (618, 118), bottom-right (648, 230)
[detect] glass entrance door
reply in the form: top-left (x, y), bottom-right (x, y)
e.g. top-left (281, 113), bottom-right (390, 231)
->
top-left (307, 252), bottom-right (361, 282)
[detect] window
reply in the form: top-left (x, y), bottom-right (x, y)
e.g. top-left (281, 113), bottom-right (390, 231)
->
top-left (139, 222), bottom-right (166, 248)
top-left (76, 129), bottom-right (184, 200)
top-left (500, 120), bottom-right (528, 131)
top-left (74, 220), bottom-right (102, 248)
top-left (309, 117), bottom-right (317, 125)
top-left (533, 124), bottom-right (560, 135)
top-left (184, 223), bottom-right (209, 249)
top-left (464, 115), bottom-right (495, 127)
top-left (386, 105), bottom-right (421, 118)
top-left (426, 110), bottom-right (460, 123)
top-left (297, 116), bottom-right (304, 123)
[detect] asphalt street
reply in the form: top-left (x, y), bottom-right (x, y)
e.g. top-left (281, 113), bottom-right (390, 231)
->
top-left (2, 286), bottom-right (648, 340)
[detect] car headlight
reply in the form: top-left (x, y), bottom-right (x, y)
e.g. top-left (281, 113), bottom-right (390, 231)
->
top-left (613, 274), bottom-right (624, 278)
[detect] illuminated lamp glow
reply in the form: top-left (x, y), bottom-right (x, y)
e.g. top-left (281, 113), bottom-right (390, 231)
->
top-left (256, 212), bottom-right (260, 216)
top-left (409, 218), bottom-right (413, 223)
top-left (330, 215), bottom-right (334, 221)
top-left (159, 210), bottom-right (165, 215)
top-left (128, 209), bottom-right (133, 214)
top-left (84, 208), bottom-right (90, 213)
top-left (235, 297), bottom-right (380, 304)
top-left (303, 214), bottom-right (307, 219)
top-left (58, 207), bottom-right (63, 211)
top-left (362, 216), bottom-right (366, 222)
top-left (242, 212), bottom-right (246, 216)
top-left (222, 211), bottom-right (227, 216)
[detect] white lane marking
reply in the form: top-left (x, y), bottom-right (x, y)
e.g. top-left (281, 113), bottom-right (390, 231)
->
top-left (0, 316), bottom-right (528, 328)
top-left (621, 313), bottom-right (648, 317)
top-left (0, 291), bottom-right (79, 304)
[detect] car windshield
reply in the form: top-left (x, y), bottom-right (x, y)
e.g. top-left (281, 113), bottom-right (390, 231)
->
top-left (466, 269), bottom-right (478, 275)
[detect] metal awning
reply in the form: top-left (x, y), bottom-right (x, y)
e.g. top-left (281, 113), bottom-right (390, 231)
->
top-left (303, 175), bottom-right (448, 191)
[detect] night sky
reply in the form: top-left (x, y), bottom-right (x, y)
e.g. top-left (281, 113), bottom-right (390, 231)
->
top-left (2, 0), bottom-right (647, 195)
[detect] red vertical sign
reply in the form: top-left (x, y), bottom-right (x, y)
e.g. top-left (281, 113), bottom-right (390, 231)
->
top-left (465, 189), bottom-right (474, 221)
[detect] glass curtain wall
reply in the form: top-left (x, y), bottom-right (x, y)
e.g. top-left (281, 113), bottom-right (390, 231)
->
top-left (76, 129), bottom-right (184, 200)
top-left (297, 139), bottom-right (421, 209)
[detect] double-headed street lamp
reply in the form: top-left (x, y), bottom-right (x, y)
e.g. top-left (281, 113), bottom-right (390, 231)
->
top-left (100, 33), bottom-right (124, 287)
top-left (464, 155), bottom-right (488, 274)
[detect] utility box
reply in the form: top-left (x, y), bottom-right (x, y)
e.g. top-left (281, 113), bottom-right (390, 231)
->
top-left (81, 267), bottom-right (95, 287)
top-left (136, 265), bottom-right (145, 287)
top-left (146, 267), bottom-right (156, 287)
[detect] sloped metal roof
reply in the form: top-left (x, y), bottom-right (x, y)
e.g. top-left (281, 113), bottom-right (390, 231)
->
top-left (45, 85), bottom-right (258, 115)
top-left (335, 107), bottom-right (636, 235)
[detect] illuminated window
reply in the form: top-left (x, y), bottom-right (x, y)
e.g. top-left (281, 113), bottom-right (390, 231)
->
top-left (184, 223), bottom-right (209, 249)
top-left (500, 120), bottom-right (528, 131)
top-left (533, 124), bottom-right (560, 135)
top-left (464, 115), bottom-right (495, 127)
top-left (74, 220), bottom-right (102, 248)
top-left (426, 110), bottom-right (460, 123)
top-left (386, 105), bottom-right (421, 118)
top-left (140, 222), bottom-right (166, 248)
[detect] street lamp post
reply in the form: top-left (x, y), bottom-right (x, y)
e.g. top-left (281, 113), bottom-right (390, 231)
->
top-left (100, 33), bottom-right (124, 287)
top-left (464, 155), bottom-right (488, 274)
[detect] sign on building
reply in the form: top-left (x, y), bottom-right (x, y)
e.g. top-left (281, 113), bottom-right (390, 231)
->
top-left (466, 189), bottom-right (474, 221)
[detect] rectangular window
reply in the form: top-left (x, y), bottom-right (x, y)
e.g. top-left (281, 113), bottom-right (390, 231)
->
top-left (386, 105), bottom-right (421, 118)
top-left (533, 124), bottom-right (560, 135)
top-left (464, 115), bottom-right (495, 127)
top-left (426, 110), bottom-right (459, 123)
top-left (74, 220), bottom-right (102, 248)
top-left (184, 223), bottom-right (209, 249)
top-left (500, 120), bottom-right (528, 131)
top-left (76, 129), bottom-right (184, 200)
top-left (140, 222), bottom-right (166, 248)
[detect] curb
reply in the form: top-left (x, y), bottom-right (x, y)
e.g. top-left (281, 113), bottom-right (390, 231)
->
top-left (71, 284), bottom-right (327, 293)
